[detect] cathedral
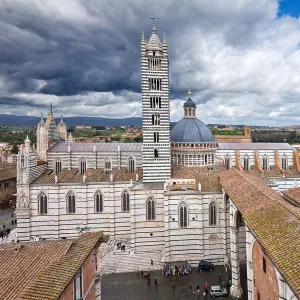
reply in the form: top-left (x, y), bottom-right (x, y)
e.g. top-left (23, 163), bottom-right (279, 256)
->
top-left (16, 25), bottom-right (300, 300)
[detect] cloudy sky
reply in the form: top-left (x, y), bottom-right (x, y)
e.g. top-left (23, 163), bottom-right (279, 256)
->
top-left (1, 0), bottom-right (300, 126)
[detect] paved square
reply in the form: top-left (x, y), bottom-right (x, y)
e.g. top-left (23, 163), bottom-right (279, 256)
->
top-left (102, 265), bottom-right (248, 300)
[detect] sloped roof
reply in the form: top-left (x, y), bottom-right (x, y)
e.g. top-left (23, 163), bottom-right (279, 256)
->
top-left (0, 168), bottom-right (16, 181)
top-left (48, 142), bottom-right (142, 153)
top-left (171, 165), bottom-right (225, 192)
top-left (0, 232), bottom-right (104, 300)
top-left (219, 169), bottom-right (300, 297)
top-left (33, 167), bottom-right (143, 184)
top-left (282, 187), bottom-right (300, 206)
top-left (218, 142), bottom-right (293, 150)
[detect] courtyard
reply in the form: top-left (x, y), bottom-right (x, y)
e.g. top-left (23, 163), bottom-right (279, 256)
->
top-left (102, 264), bottom-right (248, 300)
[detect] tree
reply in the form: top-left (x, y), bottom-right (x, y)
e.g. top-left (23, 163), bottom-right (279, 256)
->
top-left (11, 145), bottom-right (19, 154)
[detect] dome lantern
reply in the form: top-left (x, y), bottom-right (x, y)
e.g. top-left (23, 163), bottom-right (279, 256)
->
top-left (183, 89), bottom-right (196, 118)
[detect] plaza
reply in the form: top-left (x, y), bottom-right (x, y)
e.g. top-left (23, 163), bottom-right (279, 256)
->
top-left (102, 265), bottom-right (248, 300)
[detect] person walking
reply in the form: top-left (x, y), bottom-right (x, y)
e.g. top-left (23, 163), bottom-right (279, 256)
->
top-left (151, 259), bottom-right (153, 266)
top-left (197, 285), bottom-right (200, 295)
top-left (155, 277), bottom-right (158, 285)
top-left (189, 284), bottom-right (192, 292)
top-left (204, 282), bottom-right (208, 293)
top-left (193, 290), bottom-right (196, 299)
top-left (172, 281), bottom-right (175, 288)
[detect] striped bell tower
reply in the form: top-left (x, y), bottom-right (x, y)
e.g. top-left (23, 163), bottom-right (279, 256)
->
top-left (141, 25), bottom-right (171, 182)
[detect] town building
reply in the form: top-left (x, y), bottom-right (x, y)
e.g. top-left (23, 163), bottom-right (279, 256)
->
top-left (0, 162), bottom-right (16, 209)
top-left (214, 126), bottom-right (252, 143)
top-left (0, 231), bottom-right (106, 300)
top-left (15, 25), bottom-right (300, 299)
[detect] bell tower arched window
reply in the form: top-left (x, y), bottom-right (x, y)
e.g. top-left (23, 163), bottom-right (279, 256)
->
top-left (146, 197), bottom-right (155, 220)
top-left (79, 158), bottom-right (86, 175)
top-left (122, 191), bottom-right (130, 212)
top-left (67, 192), bottom-right (76, 214)
top-left (95, 191), bottom-right (103, 213)
top-left (209, 201), bottom-right (217, 226)
top-left (38, 192), bottom-right (47, 215)
top-left (179, 202), bottom-right (188, 228)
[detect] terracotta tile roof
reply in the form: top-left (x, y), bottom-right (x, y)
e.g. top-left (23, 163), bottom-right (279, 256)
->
top-left (219, 169), bottom-right (300, 297)
top-left (171, 165), bottom-right (225, 192)
top-left (282, 187), bottom-right (300, 206)
top-left (0, 232), bottom-right (104, 300)
top-left (0, 168), bottom-right (16, 182)
top-left (33, 167), bottom-right (143, 184)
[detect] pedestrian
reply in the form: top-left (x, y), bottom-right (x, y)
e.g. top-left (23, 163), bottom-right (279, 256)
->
top-left (189, 284), bottom-right (192, 292)
top-left (204, 282), bottom-right (208, 293)
top-left (155, 277), bottom-right (157, 285)
top-left (197, 285), bottom-right (200, 295)
top-left (172, 281), bottom-right (175, 288)
top-left (151, 259), bottom-right (153, 265)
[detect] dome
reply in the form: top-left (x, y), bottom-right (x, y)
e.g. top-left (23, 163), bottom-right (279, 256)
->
top-left (171, 118), bottom-right (215, 144)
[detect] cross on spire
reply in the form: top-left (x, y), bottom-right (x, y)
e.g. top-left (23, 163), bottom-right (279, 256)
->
top-left (150, 12), bottom-right (159, 26)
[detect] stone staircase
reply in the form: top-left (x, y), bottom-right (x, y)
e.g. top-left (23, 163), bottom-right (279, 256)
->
top-left (99, 239), bottom-right (163, 274)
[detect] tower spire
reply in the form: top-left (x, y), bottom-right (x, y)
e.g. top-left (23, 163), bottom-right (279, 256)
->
top-left (48, 103), bottom-right (53, 116)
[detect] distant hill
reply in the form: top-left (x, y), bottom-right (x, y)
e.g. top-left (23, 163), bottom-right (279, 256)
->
top-left (0, 114), bottom-right (143, 127)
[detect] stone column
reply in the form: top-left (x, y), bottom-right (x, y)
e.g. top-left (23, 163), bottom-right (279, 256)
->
top-left (246, 227), bottom-right (254, 300)
top-left (109, 183), bottom-right (115, 239)
top-left (230, 227), bottom-right (243, 299)
top-left (130, 189), bottom-right (136, 253)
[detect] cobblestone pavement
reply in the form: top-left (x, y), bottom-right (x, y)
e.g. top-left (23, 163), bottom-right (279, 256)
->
top-left (102, 265), bottom-right (248, 300)
top-left (0, 208), bottom-right (17, 243)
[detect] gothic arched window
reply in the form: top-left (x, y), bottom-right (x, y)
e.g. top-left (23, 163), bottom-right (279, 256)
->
top-left (243, 155), bottom-right (250, 170)
top-left (95, 191), bottom-right (103, 213)
top-left (262, 155), bottom-right (269, 170)
top-left (209, 201), bottom-right (217, 226)
top-left (146, 197), bottom-right (155, 220)
top-left (38, 192), bottom-right (47, 215)
top-left (20, 155), bottom-right (25, 169)
top-left (128, 156), bottom-right (135, 173)
top-left (225, 155), bottom-right (231, 170)
top-left (179, 202), bottom-right (188, 228)
top-left (67, 192), bottom-right (76, 214)
top-left (79, 158), bottom-right (86, 175)
top-left (104, 157), bottom-right (112, 174)
top-left (55, 158), bottom-right (62, 174)
top-left (122, 191), bottom-right (130, 212)
top-left (281, 155), bottom-right (288, 171)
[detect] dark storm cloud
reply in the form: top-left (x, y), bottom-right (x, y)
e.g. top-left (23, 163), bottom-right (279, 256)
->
top-left (2, 0), bottom-right (300, 125)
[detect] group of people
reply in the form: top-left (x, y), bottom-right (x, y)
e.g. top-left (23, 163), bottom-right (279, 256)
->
top-left (0, 225), bottom-right (12, 240)
top-left (188, 283), bottom-right (209, 298)
top-left (164, 263), bottom-right (192, 277)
